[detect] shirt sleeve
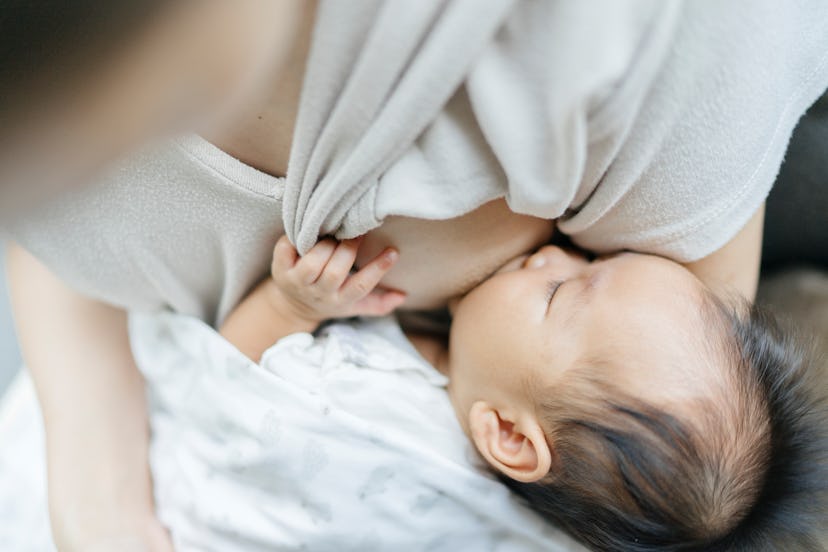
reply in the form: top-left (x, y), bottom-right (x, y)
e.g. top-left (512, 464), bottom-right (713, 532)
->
top-left (557, 0), bottom-right (828, 262)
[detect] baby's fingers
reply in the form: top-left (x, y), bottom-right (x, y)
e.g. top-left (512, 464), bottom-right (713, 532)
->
top-left (293, 239), bottom-right (337, 284)
top-left (271, 235), bottom-right (299, 275)
top-left (317, 238), bottom-right (361, 291)
top-left (340, 247), bottom-right (400, 304)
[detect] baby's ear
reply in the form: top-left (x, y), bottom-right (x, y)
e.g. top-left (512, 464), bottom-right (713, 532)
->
top-left (468, 401), bottom-right (552, 483)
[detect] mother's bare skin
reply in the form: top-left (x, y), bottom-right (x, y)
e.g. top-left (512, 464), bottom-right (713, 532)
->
top-left (359, 199), bottom-right (555, 310)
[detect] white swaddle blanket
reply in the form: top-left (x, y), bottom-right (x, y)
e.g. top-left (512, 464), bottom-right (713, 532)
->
top-left (130, 312), bottom-right (584, 551)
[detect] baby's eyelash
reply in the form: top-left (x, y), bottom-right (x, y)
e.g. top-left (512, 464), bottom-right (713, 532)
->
top-left (545, 280), bottom-right (564, 305)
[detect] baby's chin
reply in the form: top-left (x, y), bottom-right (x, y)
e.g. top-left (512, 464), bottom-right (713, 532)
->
top-left (446, 296), bottom-right (462, 316)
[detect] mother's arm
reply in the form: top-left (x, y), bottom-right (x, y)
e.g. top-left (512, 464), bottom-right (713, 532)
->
top-left (6, 244), bottom-right (172, 551)
top-left (683, 205), bottom-right (765, 302)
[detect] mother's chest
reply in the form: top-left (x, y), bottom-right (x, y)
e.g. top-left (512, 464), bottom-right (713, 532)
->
top-left (10, 138), bottom-right (285, 325)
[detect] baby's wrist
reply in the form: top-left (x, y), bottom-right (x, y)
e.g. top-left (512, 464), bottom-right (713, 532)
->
top-left (261, 279), bottom-right (322, 333)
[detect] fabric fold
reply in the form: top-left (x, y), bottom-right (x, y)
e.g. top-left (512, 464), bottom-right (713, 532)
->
top-left (284, 0), bottom-right (517, 253)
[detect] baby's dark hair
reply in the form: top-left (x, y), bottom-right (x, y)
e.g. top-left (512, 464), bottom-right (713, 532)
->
top-left (502, 294), bottom-right (828, 551)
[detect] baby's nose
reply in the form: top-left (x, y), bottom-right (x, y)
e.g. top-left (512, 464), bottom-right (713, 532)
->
top-left (525, 246), bottom-right (587, 268)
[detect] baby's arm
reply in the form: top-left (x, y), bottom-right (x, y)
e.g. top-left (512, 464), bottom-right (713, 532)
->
top-left (220, 235), bottom-right (405, 361)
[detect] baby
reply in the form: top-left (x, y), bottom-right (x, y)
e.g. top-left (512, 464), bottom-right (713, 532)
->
top-left (219, 235), bottom-right (828, 551)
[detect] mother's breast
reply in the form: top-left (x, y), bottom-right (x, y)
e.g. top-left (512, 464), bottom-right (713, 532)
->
top-left (359, 198), bottom-right (556, 310)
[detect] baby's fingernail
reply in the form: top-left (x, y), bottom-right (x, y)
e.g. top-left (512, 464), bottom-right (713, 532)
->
top-left (384, 249), bottom-right (399, 263)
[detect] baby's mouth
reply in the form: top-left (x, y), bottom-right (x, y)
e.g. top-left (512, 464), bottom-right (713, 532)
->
top-left (494, 253), bottom-right (530, 275)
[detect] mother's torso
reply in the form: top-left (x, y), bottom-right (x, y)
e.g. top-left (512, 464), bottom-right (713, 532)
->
top-left (7, 134), bottom-right (552, 323)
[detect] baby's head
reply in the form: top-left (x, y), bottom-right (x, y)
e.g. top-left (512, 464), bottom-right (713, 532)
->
top-left (447, 246), bottom-right (828, 550)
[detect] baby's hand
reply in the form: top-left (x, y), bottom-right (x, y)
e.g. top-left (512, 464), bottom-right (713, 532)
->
top-left (268, 235), bottom-right (406, 324)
